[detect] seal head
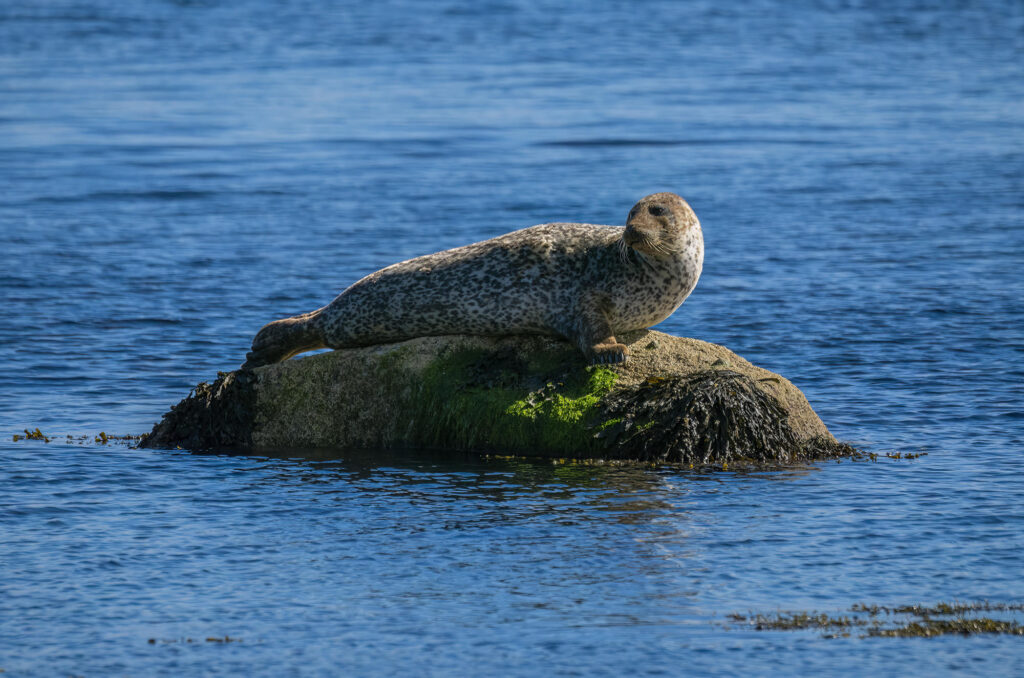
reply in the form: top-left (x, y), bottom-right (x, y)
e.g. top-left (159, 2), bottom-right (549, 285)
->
top-left (623, 192), bottom-right (698, 259)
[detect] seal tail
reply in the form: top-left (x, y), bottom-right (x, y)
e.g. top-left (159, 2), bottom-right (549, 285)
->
top-left (242, 309), bottom-right (327, 369)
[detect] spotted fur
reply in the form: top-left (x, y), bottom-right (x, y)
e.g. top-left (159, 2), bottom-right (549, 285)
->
top-left (243, 192), bottom-right (703, 368)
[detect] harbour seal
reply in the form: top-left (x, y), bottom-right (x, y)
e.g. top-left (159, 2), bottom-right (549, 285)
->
top-left (242, 192), bottom-right (703, 368)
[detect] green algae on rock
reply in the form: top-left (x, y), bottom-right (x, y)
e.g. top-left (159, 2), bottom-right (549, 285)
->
top-left (140, 329), bottom-right (851, 464)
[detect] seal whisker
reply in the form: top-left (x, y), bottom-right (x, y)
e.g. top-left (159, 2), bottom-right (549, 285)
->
top-left (651, 240), bottom-right (680, 256)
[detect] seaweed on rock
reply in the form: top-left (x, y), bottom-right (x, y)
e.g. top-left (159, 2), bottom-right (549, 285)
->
top-left (140, 370), bottom-right (255, 450)
top-left (594, 370), bottom-right (851, 465)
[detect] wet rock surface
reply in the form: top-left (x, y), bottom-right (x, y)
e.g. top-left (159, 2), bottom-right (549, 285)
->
top-left (141, 330), bottom-right (853, 465)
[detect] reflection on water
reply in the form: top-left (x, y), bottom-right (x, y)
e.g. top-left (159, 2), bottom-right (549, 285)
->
top-left (229, 446), bottom-right (817, 526)
top-left (210, 447), bottom-right (691, 524)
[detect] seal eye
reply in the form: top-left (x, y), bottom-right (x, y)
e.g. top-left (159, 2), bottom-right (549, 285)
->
top-left (648, 205), bottom-right (667, 217)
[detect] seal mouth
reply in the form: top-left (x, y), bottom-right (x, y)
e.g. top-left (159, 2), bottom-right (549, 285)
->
top-left (623, 224), bottom-right (663, 256)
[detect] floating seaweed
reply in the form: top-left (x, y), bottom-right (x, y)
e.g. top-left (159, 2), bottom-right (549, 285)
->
top-left (10, 429), bottom-right (142, 446)
top-left (726, 601), bottom-right (1024, 638)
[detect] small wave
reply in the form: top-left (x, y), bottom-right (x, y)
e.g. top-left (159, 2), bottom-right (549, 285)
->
top-left (537, 137), bottom-right (835, 148)
top-left (32, 188), bottom-right (290, 204)
top-left (34, 189), bottom-right (216, 203)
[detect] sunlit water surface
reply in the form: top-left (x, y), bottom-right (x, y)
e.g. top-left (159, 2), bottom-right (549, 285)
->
top-left (1, 1), bottom-right (1022, 675)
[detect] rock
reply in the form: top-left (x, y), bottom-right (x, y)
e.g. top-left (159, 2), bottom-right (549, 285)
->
top-left (140, 330), bottom-right (855, 465)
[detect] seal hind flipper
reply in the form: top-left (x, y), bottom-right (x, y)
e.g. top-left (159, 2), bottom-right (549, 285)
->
top-left (242, 310), bottom-right (327, 370)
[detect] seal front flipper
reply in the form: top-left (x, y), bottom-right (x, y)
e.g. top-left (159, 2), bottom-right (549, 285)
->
top-left (566, 293), bottom-right (629, 365)
top-left (590, 341), bottom-right (628, 364)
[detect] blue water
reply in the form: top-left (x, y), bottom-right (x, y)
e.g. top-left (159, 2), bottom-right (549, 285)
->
top-left (2, 1), bottom-right (1023, 675)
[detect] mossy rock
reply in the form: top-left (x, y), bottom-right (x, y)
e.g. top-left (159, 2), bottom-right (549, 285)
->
top-left (141, 330), bottom-right (852, 465)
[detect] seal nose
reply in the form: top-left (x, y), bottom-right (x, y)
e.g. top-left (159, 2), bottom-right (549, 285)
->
top-left (624, 223), bottom-right (655, 246)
